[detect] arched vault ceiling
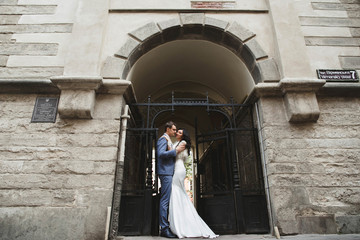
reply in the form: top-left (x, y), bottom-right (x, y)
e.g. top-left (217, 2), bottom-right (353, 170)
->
top-left (128, 40), bottom-right (254, 104)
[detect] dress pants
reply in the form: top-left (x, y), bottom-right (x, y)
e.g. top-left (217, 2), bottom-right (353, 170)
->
top-left (159, 175), bottom-right (173, 230)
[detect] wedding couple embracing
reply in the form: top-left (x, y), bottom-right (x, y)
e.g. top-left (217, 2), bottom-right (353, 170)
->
top-left (157, 121), bottom-right (218, 239)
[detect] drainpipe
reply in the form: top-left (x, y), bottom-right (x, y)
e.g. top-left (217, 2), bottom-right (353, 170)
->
top-left (255, 102), bottom-right (278, 238)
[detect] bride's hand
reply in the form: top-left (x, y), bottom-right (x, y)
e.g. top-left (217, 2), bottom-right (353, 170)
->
top-left (176, 142), bottom-right (186, 154)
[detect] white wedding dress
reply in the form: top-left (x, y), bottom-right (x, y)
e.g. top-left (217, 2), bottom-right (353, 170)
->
top-left (169, 141), bottom-right (218, 239)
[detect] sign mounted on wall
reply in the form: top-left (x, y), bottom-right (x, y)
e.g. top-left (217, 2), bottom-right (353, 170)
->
top-left (317, 69), bottom-right (359, 82)
top-left (31, 97), bottom-right (59, 123)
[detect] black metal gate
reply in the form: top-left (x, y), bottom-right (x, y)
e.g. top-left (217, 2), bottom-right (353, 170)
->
top-left (195, 127), bottom-right (269, 234)
top-left (118, 128), bottom-right (159, 235)
top-left (117, 93), bottom-right (269, 236)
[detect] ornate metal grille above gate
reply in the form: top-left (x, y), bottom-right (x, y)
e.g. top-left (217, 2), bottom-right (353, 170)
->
top-left (129, 92), bottom-right (248, 129)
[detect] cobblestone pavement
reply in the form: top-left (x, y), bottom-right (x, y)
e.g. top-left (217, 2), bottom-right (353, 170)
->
top-left (118, 234), bottom-right (360, 240)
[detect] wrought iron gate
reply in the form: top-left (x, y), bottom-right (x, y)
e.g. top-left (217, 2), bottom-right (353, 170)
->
top-left (117, 93), bottom-right (269, 236)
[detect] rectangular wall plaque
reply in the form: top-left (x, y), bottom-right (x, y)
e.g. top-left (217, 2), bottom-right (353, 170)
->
top-left (31, 97), bottom-right (59, 123)
top-left (317, 69), bottom-right (359, 82)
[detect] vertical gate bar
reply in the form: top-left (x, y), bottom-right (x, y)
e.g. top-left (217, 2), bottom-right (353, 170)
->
top-left (146, 96), bottom-right (151, 129)
top-left (194, 117), bottom-right (200, 207)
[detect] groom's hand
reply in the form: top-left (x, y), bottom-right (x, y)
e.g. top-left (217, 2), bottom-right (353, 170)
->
top-left (175, 143), bottom-right (185, 154)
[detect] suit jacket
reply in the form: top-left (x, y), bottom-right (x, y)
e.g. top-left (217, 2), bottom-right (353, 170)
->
top-left (157, 133), bottom-right (176, 175)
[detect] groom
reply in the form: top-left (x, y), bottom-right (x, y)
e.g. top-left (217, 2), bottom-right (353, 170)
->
top-left (157, 121), bottom-right (185, 238)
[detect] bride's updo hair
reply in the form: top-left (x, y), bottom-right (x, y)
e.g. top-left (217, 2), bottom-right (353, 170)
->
top-left (178, 128), bottom-right (191, 155)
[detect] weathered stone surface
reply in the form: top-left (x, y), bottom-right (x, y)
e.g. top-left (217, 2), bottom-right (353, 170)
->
top-left (298, 215), bottom-right (337, 234)
top-left (115, 37), bottom-right (140, 59)
top-left (157, 18), bottom-right (181, 30)
top-left (204, 16), bottom-right (228, 30)
top-left (245, 38), bottom-right (267, 60)
top-left (0, 0), bottom-right (18, 5)
top-left (0, 67), bottom-right (64, 79)
top-left (337, 215), bottom-right (360, 234)
top-left (0, 43), bottom-right (58, 55)
top-left (256, 58), bottom-right (280, 82)
top-left (101, 56), bottom-right (126, 79)
top-left (0, 5), bottom-right (57, 15)
top-left (226, 21), bottom-right (255, 42)
top-left (305, 36), bottom-right (360, 46)
top-left (0, 24), bottom-right (73, 33)
top-left (180, 13), bottom-right (205, 25)
top-left (129, 22), bottom-right (160, 42)
top-left (299, 16), bottom-right (359, 27)
top-left (280, 79), bottom-right (325, 122)
top-left (0, 15), bottom-right (21, 24)
top-left (0, 160), bottom-right (116, 175)
top-left (1, 174), bottom-right (114, 189)
top-left (0, 55), bottom-right (8, 66)
top-left (339, 56), bottom-right (360, 69)
top-left (0, 207), bottom-right (88, 240)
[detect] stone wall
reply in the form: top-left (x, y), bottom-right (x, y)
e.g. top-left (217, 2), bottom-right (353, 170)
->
top-left (297, 0), bottom-right (360, 72)
top-left (259, 96), bottom-right (360, 235)
top-left (0, 93), bottom-right (124, 240)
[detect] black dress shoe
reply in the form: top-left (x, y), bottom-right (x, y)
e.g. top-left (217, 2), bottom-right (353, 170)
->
top-left (160, 228), bottom-right (177, 238)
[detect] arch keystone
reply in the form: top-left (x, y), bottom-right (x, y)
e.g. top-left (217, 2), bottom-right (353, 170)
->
top-left (180, 13), bottom-right (205, 25)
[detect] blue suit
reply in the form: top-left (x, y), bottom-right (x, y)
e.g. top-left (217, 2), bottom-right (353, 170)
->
top-left (157, 134), bottom-right (176, 230)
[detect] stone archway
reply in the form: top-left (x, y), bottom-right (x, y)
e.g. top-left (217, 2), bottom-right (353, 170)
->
top-left (101, 13), bottom-right (280, 86)
top-left (106, 14), bottom-right (281, 239)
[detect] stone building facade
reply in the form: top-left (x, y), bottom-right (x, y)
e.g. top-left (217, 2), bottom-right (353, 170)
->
top-left (0, 0), bottom-right (359, 239)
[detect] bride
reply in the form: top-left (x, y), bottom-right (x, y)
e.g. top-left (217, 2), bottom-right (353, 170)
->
top-left (169, 128), bottom-right (218, 239)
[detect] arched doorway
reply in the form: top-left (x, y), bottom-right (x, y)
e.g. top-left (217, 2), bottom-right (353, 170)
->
top-left (106, 14), bottom-right (279, 238)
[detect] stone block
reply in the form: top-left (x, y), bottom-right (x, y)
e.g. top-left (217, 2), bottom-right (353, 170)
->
top-left (157, 18), bottom-right (181, 30)
top-left (0, 55), bottom-right (8, 66)
top-left (312, 3), bottom-right (345, 11)
top-left (51, 76), bottom-right (102, 119)
top-left (115, 37), bottom-right (140, 59)
top-left (0, 67), bottom-right (64, 79)
top-left (58, 90), bottom-right (96, 119)
top-left (298, 215), bottom-right (337, 234)
top-left (0, 15), bottom-right (21, 24)
top-left (0, 189), bottom-right (76, 207)
top-left (0, 33), bottom-right (12, 42)
top-left (101, 56), bottom-right (126, 79)
top-left (339, 56), bottom-right (360, 69)
top-left (299, 16), bottom-right (356, 27)
top-left (305, 36), bottom-right (360, 46)
top-left (0, 207), bottom-right (87, 240)
top-left (256, 58), bottom-right (280, 82)
top-left (226, 21), bottom-right (255, 42)
top-left (180, 13), bottom-right (205, 26)
top-left (204, 17), bottom-right (228, 30)
top-left (129, 22), bottom-right (160, 42)
top-left (350, 27), bottom-right (360, 37)
top-left (0, 0), bottom-right (18, 4)
top-left (245, 38), bottom-right (267, 60)
top-left (93, 93), bottom-right (123, 119)
top-left (0, 24), bottom-right (73, 33)
top-left (0, 5), bottom-right (56, 15)
top-left (280, 78), bottom-right (325, 123)
top-left (336, 215), bottom-right (360, 234)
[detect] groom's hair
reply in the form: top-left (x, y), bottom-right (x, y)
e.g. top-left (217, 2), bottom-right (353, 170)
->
top-left (164, 121), bottom-right (176, 132)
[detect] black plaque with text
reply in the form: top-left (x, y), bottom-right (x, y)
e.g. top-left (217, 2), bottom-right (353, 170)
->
top-left (317, 69), bottom-right (359, 82)
top-left (31, 97), bottom-right (59, 123)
